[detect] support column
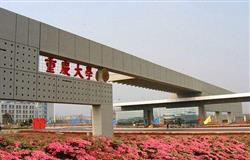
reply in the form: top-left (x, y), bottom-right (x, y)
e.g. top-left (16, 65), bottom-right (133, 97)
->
top-left (92, 104), bottom-right (113, 136)
top-left (143, 108), bottom-right (154, 126)
top-left (227, 112), bottom-right (232, 124)
top-left (215, 111), bottom-right (221, 124)
top-left (198, 105), bottom-right (206, 121)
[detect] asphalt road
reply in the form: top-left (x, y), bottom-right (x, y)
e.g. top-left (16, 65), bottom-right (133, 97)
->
top-left (45, 126), bottom-right (250, 133)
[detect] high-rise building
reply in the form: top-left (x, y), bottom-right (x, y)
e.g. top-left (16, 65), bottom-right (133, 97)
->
top-left (0, 101), bottom-right (54, 124)
top-left (47, 103), bottom-right (55, 123)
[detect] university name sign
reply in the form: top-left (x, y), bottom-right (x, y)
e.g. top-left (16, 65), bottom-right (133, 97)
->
top-left (43, 56), bottom-right (109, 82)
top-left (45, 57), bottom-right (93, 79)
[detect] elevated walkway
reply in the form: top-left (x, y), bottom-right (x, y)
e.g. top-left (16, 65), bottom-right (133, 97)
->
top-left (114, 93), bottom-right (250, 110)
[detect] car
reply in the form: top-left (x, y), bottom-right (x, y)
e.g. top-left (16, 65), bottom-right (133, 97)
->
top-left (164, 116), bottom-right (185, 128)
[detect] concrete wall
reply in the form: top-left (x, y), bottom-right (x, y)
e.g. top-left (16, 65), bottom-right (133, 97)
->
top-left (0, 8), bottom-right (113, 136)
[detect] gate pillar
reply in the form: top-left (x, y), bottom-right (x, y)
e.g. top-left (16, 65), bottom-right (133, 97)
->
top-left (92, 104), bottom-right (113, 136)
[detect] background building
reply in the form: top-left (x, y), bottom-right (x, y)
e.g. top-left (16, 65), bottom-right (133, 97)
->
top-left (0, 101), bottom-right (54, 124)
top-left (47, 103), bottom-right (55, 123)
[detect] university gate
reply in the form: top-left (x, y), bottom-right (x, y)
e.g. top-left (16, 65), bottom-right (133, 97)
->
top-left (0, 8), bottom-right (243, 136)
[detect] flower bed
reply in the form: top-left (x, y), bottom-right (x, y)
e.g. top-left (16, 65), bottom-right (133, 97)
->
top-left (0, 133), bottom-right (249, 159)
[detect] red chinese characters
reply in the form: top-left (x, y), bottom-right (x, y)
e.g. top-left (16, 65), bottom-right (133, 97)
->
top-left (45, 57), bottom-right (56, 73)
top-left (85, 65), bottom-right (93, 80)
top-left (74, 64), bottom-right (83, 79)
top-left (60, 60), bottom-right (70, 76)
top-left (44, 57), bottom-right (93, 80)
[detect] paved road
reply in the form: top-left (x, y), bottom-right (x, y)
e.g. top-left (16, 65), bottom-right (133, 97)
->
top-left (45, 126), bottom-right (250, 133)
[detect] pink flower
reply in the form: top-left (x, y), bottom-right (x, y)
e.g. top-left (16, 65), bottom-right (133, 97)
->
top-left (0, 134), bottom-right (249, 159)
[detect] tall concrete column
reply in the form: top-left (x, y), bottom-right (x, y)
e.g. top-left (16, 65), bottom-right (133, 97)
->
top-left (92, 104), bottom-right (113, 136)
top-left (198, 105), bottom-right (206, 120)
top-left (143, 108), bottom-right (154, 126)
top-left (227, 112), bottom-right (232, 124)
top-left (215, 111), bottom-right (221, 124)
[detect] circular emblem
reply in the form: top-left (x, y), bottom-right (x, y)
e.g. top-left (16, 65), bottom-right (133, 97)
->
top-left (95, 70), bottom-right (100, 81)
top-left (95, 68), bottom-right (109, 82)
top-left (102, 68), bottom-right (109, 82)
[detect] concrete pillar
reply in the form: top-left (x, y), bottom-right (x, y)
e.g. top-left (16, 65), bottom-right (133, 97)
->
top-left (215, 111), bottom-right (221, 124)
top-left (92, 104), bottom-right (113, 136)
top-left (198, 105), bottom-right (206, 120)
top-left (143, 108), bottom-right (154, 126)
top-left (227, 112), bottom-right (232, 123)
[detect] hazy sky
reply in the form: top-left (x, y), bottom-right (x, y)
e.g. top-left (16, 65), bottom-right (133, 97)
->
top-left (1, 1), bottom-right (249, 115)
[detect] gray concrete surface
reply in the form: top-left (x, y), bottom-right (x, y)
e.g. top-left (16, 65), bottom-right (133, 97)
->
top-left (45, 126), bottom-right (250, 132)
